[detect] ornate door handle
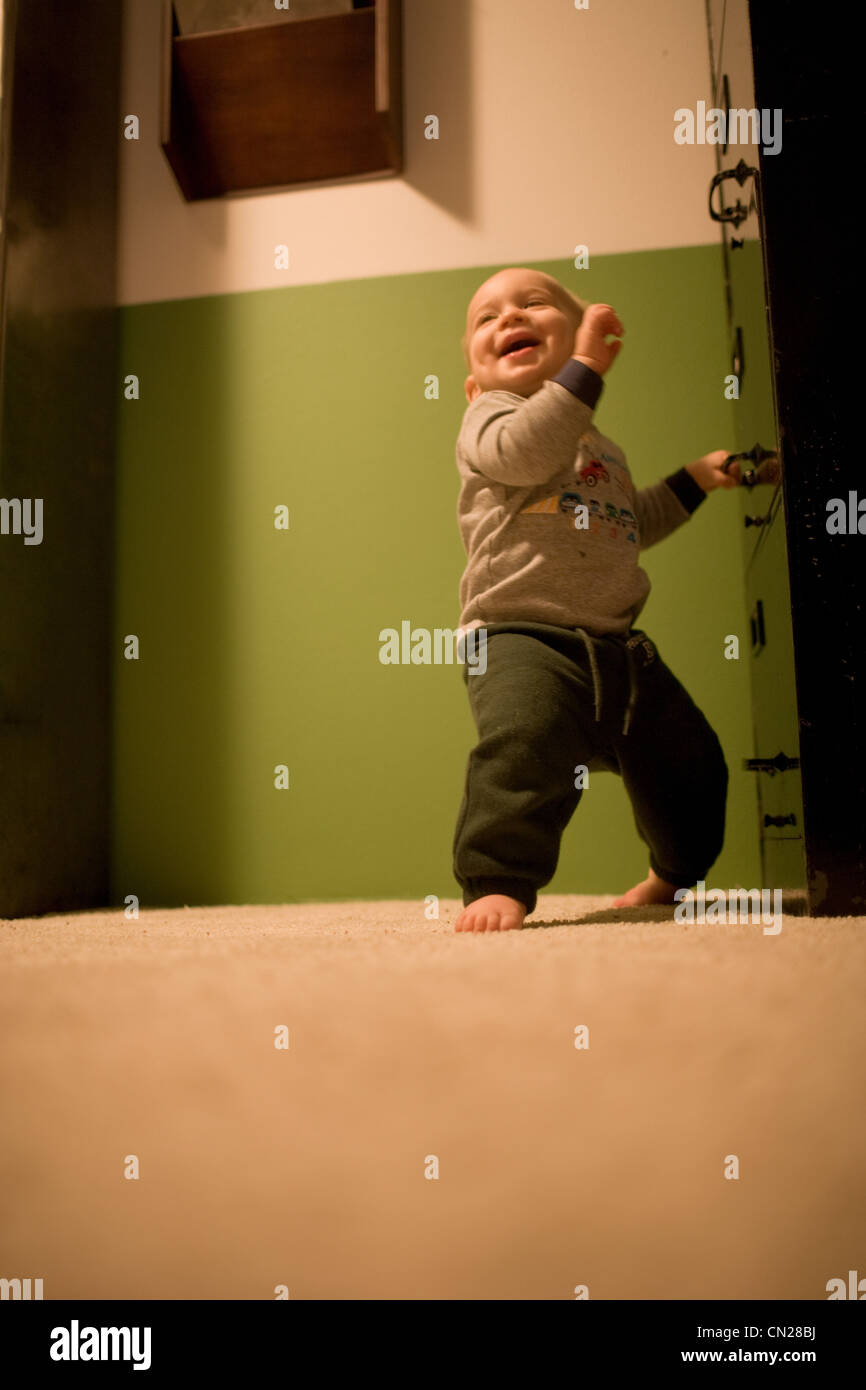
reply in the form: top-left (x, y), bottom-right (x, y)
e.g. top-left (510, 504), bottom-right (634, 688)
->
top-left (708, 158), bottom-right (759, 228)
top-left (742, 752), bottom-right (801, 775)
top-left (723, 442), bottom-right (780, 488)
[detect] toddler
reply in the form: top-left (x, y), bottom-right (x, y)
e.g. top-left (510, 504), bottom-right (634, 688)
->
top-left (452, 267), bottom-right (739, 932)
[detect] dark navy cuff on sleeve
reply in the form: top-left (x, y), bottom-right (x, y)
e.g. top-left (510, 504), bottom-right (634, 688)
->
top-left (552, 358), bottom-right (604, 410)
top-left (664, 467), bottom-right (707, 513)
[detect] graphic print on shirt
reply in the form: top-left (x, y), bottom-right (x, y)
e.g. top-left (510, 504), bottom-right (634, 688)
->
top-left (519, 439), bottom-right (638, 545)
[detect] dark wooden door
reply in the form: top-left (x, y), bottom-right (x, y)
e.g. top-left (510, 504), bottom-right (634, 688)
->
top-left (709, 0), bottom-right (863, 915)
top-left (748, 1), bottom-right (862, 915)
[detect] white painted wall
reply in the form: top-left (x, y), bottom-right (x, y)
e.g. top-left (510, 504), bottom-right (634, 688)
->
top-left (118, 0), bottom-right (718, 305)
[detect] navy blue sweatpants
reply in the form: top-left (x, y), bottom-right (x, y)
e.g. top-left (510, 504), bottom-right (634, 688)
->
top-left (452, 622), bottom-right (728, 914)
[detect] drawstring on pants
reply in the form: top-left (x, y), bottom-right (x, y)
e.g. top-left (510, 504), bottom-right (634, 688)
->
top-left (622, 643), bottom-right (637, 736)
top-left (573, 627), bottom-right (639, 737)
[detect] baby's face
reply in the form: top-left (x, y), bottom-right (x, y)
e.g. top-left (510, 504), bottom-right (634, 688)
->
top-left (464, 270), bottom-right (576, 403)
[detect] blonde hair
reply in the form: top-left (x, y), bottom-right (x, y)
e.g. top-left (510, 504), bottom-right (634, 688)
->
top-left (461, 271), bottom-right (587, 368)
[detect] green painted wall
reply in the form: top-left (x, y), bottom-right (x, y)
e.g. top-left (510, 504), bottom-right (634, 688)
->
top-left (112, 247), bottom-right (760, 908)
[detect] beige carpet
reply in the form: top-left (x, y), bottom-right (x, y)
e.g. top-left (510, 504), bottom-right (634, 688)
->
top-left (1, 893), bottom-right (864, 1301)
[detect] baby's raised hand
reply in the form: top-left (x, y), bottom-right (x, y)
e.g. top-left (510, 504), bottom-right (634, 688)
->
top-left (572, 304), bottom-right (624, 376)
top-left (685, 449), bottom-right (741, 492)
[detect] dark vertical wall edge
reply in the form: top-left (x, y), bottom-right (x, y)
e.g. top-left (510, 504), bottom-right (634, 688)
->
top-left (0, 0), bottom-right (122, 916)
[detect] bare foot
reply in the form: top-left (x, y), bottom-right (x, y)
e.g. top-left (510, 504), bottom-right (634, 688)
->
top-left (611, 867), bottom-right (684, 909)
top-left (454, 893), bottom-right (528, 932)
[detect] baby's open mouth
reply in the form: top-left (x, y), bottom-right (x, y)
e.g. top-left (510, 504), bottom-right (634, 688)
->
top-left (501, 337), bottom-right (540, 357)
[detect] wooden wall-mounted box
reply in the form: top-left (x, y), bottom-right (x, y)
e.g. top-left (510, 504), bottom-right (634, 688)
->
top-left (160, 0), bottom-right (403, 200)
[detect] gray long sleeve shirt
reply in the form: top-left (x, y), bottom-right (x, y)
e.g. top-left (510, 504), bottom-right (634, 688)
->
top-left (455, 358), bottom-right (707, 636)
